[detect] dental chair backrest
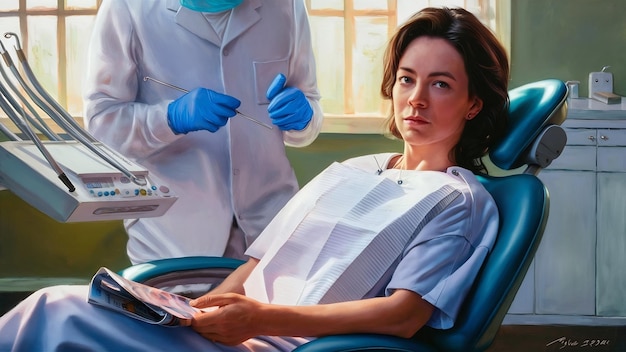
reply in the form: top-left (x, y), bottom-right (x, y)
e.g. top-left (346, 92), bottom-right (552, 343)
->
top-left (414, 79), bottom-right (569, 352)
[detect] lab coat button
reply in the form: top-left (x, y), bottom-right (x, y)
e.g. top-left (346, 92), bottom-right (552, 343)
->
top-left (223, 49), bottom-right (229, 56)
top-left (233, 168), bottom-right (239, 176)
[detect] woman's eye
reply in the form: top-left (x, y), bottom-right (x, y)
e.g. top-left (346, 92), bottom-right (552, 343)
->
top-left (398, 76), bottom-right (412, 84)
top-left (434, 81), bottom-right (449, 88)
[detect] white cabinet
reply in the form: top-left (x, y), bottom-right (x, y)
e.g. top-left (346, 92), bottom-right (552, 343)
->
top-left (507, 113), bottom-right (626, 323)
top-left (596, 133), bottom-right (626, 316)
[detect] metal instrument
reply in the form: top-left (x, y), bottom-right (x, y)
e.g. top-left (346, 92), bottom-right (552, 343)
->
top-left (143, 76), bottom-right (273, 130)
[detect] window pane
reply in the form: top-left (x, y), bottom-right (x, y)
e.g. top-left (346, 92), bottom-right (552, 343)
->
top-left (0, 18), bottom-right (20, 50)
top-left (354, 1), bottom-right (387, 11)
top-left (0, 1), bottom-right (19, 11)
top-left (310, 0), bottom-right (343, 10)
top-left (464, 0), bottom-right (483, 14)
top-left (353, 17), bottom-right (387, 115)
top-left (396, 1), bottom-right (494, 28)
top-left (310, 16), bottom-right (345, 115)
top-left (27, 16), bottom-right (59, 100)
top-left (429, 0), bottom-right (465, 8)
top-left (66, 15), bottom-right (95, 116)
top-left (27, 0), bottom-right (57, 10)
top-left (398, 1), bottom-right (430, 25)
top-left (66, 0), bottom-right (98, 10)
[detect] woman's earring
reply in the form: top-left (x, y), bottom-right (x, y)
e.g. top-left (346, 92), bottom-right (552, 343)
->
top-left (466, 113), bottom-right (474, 120)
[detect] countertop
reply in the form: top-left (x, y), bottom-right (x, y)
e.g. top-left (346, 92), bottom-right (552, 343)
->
top-left (567, 97), bottom-right (626, 119)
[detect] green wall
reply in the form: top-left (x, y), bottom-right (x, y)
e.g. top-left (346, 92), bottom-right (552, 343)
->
top-left (0, 191), bottom-right (130, 279)
top-left (286, 133), bottom-right (402, 185)
top-left (510, 0), bottom-right (626, 97)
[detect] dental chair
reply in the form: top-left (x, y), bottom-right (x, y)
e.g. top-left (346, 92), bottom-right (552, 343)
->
top-left (119, 79), bottom-right (569, 352)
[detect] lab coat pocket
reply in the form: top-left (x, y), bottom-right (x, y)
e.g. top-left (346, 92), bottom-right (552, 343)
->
top-left (253, 59), bottom-right (289, 105)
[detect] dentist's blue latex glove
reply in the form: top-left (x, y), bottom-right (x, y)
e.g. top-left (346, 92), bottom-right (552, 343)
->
top-left (266, 73), bottom-right (313, 131)
top-left (167, 88), bottom-right (241, 134)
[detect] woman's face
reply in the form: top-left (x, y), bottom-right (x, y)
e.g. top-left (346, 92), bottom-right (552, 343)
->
top-left (392, 36), bottom-right (482, 153)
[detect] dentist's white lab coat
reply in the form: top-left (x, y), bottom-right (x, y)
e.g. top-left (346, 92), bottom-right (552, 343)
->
top-left (83, 0), bottom-right (322, 263)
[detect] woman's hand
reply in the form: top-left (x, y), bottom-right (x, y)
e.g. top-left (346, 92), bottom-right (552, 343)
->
top-left (190, 293), bottom-right (264, 346)
top-left (189, 288), bottom-right (434, 345)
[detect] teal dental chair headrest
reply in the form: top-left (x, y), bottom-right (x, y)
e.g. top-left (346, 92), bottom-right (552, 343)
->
top-left (490, 79), bottom-right (568, 171)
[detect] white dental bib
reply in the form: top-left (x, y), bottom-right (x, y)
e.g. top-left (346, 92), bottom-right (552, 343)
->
top-left (244, 162), bottom-right (461, 305)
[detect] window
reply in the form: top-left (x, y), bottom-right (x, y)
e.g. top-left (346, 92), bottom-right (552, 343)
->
top-left (0, 0), bottom-right (509, 135)
top-left (0, 0), bottom-right (101, 134)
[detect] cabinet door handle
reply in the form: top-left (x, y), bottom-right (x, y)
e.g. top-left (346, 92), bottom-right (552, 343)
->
top-left (588, 136), bottom-right (596, 141)
top-left (600, 135), bottom-right (609, 141)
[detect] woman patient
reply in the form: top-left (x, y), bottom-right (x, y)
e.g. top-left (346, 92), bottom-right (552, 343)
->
top-left (0, 6), bottom-right (509, 351)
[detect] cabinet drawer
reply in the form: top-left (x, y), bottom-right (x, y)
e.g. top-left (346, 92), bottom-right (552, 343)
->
top-left (548, 145), bottom-right (596, 171)
top-left (598, 147), bottom-right (626, 172)
top-left (564, 128), bottom-right (598, 146)
top-left (597, 129), bottom-right (626, 146)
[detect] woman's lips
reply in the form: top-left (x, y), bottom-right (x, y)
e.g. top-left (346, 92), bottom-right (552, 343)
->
top-left (404, 116), bottom-right (429, 125)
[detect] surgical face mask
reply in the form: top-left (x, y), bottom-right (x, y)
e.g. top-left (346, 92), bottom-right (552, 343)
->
top-left (180, 0), bottom-right (243, 13)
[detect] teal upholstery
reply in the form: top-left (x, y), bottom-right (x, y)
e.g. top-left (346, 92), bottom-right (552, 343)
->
top-left (491, 79), bottom-right (568, 170)
top-left (121, 79), bottom-right (568, 352)
top-left (119, 256), bottom-right (244, 287)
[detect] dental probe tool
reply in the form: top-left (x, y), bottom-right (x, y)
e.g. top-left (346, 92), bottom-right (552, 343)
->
top-left (143, 76), bottom-right (273, 130)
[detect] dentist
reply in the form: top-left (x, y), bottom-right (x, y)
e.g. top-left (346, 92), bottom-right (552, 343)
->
top-left (83, 0), bottom-right (322, 265)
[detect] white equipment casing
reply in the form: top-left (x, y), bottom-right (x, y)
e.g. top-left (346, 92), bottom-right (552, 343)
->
top-left (0, 140), bottom-right (177, 222)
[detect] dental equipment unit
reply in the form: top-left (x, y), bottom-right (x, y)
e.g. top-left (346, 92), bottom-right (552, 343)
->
top-left (0, 33), bottom-right (177, 222)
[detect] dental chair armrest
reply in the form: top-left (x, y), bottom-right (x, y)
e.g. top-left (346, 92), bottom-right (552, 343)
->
top-left (118, 256), bottom-right (245, 288)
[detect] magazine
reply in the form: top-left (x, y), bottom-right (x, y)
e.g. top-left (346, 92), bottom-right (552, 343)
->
top-left (87, 267), bottom-right (213, 327)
